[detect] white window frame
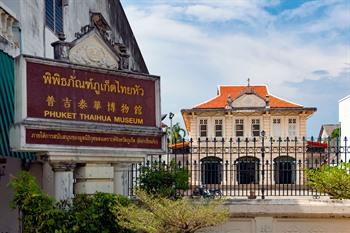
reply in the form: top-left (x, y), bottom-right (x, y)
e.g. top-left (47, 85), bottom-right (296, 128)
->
top-left (251, 118), bottom-right (261, 137)
top-left (272, 118), bottom-right (282, 138)
top-left (198, 118), bottom-right (209, 138)
top-left (213, 118), bottom-right (224, 138)
top-left (288, 118), bottom-right (298, 139)
top-left (235, 119), bottom-right (244, 138)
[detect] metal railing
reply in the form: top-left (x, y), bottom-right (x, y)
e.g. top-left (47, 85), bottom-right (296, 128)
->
top-left (128, 136), bottom-right (348, 199)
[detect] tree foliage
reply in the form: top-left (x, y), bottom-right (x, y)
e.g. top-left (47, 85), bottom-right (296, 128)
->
top-left (10, 171), bottom-right (68, 232)
top-left (117, 190), bottom-right (229, 233)
top-left (307, 163), bottom-right (350, 199)
top-left (139, 160), bottom-right (189, 198)
top-left (10, 171), bottom-right (134, 233)
top-left (331, 128), bottom-right (341, 139)
top-left (167, 122), bottom-right (187, 144)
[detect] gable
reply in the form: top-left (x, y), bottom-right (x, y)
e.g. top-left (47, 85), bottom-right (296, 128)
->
top-left (231, 93), bottom-right (266, 108)
top-left (51, 12), bottom-right (130, 71)
top-left (69, 31), bottom-right (120, 69)
top-left (194, 85), bottom-right (302, 109)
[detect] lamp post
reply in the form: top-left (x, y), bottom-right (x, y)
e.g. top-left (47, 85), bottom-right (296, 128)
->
top-left (261, 130), bottom-right (265, 199)
top-left (169, 112), bottom-right (175, 144)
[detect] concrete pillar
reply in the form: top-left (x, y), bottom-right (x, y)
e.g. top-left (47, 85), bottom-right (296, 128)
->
top-left (74, 163), bottom-right (113, 194)
top-left (113, 163), bottom-right (131, 195)
top-left (52, 163), bottom-right (75, 201)
top-left (42, 162), bottom-right (54, 196)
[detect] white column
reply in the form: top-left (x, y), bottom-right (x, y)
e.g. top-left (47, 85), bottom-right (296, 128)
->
top-left (52, 163), bottom-right (75, 201)
top-left (42, 162), bottom-right (54, 197)
top-left (113, 163), bottom-right (131, 195)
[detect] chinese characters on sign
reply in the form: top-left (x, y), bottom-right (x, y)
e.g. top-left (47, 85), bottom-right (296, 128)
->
top-left (26, 61), bottom-right (157, 126)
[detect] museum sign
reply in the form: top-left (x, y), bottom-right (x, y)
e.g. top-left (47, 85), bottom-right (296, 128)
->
top-left (10, 56), bottom-right (164, 153)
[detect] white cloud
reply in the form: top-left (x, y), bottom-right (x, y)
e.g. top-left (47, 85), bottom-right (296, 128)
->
top-left (123, 1), bottom-right (350, 134)
top-left (278, 0), bottom-right (350, 34)
top-left (183, 2), bottom-right (273, 24)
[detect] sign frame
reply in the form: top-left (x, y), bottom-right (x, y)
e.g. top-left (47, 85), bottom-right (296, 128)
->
top-left (11, 55), bottom-right (166, 154)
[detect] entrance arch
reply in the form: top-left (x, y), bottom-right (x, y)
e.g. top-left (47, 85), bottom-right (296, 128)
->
top-left (236, 156), bottom-right (260, 184)
top-left (274, 156), bottom-right (296, 184)
top-left (201, 156), bottom-right (222, 184)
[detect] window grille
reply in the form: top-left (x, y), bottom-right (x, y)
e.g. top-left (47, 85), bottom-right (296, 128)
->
top-left (45, 0), bottom-right (63, 34)
top-left (199, 119), bottom-right (208, 137)
top-left (251, 119), bottom-right (260, 137)
top-left (215, 119), bottom-right (223, 137)
top-left (235, 119), bottom-right (244, 137)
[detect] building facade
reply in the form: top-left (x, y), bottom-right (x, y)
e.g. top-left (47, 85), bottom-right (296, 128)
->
top-left (0, 1), bottom-right (163, 232)
top-left (182, 85), bottom-right (316, 140)
top-left (339, 95), bottom-right (350, 162)
top-left (180, 84), bottom-right (316, 190)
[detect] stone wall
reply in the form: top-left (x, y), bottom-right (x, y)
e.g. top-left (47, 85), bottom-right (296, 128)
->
top-left (199, 199), bottom-right (350, 233)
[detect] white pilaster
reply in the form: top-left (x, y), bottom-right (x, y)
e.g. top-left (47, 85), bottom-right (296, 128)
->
top-left (113, 163), bottom-right (131, 195)
top-left (52, 163), bottom-right (75, 201)
top-left (42, 161), bottom-right (54, 197)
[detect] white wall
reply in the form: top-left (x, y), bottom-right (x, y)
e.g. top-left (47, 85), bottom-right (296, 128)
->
top-left (190, 114), bottom-right (304, 140)
top-left (198, 199), bottom-right (350, 233)
top-left (339, 95), bottom-right (350, 162)
top-left (1, 0), bottom-right (147, 71)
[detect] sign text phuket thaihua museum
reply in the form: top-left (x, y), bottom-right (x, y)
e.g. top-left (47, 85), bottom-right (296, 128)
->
top-left (10, 56), bottom-right (165, 154)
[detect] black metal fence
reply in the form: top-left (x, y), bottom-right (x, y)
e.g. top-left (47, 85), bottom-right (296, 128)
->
top-left (128, 137), bottom-right (349, 199)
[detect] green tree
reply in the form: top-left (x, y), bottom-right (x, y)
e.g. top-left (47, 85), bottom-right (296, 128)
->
top-left (117, 190), bottom-right (229, 233)
top-left (307, 163), bottom-right (350, 199)
top-left (167, 122), bottom-right (187, 144)
top-left (331, 128), bottom-right (340, 139)
top-left (138, 160), bottom-right (189, 198)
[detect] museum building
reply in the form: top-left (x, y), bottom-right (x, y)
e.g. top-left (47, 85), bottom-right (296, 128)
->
top-left (181, 84), bottom-right (316, 188)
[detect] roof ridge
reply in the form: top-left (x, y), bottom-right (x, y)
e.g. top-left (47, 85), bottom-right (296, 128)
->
top-left (193, 84), bottom-right (304, 109)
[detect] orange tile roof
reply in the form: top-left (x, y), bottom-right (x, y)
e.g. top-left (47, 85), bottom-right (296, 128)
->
top-left (194, 85), bottom-right (302, 109)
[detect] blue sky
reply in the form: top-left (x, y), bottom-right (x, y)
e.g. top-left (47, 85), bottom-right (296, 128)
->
top-left (120, 0), bottom-right (350, 136)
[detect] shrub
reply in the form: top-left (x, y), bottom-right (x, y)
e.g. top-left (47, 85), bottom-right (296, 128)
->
top-left (68, 193), bottom-right (132, 233)
top-left (10, 171), bottom-right (69, 233)
top-left (138, 160), bottom-right (189, 198)
top-left (117, 190), bottom-right (229, 233)
top-left (307, 163), bottom-right (350, 199)
top-left (10, 171), bottom-right (134, 233)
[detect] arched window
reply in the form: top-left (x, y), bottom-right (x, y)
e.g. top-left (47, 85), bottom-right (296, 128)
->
top-left (236, 157), bottom-right (260, 184)
top-left (274, 156), bottom-right (296, 184)
top-left (201, 157), bottom-right (222, 184)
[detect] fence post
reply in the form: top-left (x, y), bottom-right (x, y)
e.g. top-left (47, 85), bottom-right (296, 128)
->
top-left (261, 131), bottom-right (266, 199)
